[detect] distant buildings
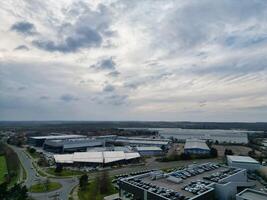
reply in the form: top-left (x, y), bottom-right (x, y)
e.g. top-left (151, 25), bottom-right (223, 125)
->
top-left (227, 155), bottom-right (261, 171)
top-left (157, 128), bottom-right (249, 144)
top-left (184, 139), bottom-right (210, 155)
top-left (115, 136), bottom-right (170, 148)
top-left (43, 138), bottom-right (103, 153)
top-left (28, 134), bottom-right (86, 147)
top-left (54, 151), bottom-right (140, 167)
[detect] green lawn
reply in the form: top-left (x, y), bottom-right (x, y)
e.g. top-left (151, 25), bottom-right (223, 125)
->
top-left (0, 156), bottom-right (8, 183)
top-left (29, 181), bottom-right (62, 193)
top-left (46, 168), bottom-right (83, 177)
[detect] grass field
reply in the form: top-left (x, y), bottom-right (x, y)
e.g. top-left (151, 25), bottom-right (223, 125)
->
top-left (46, 168), bottom-right (84, 177)
top-left (0, 156), bottom-right (8, 183)
top-left (29, 181), bottom-right (62, 193)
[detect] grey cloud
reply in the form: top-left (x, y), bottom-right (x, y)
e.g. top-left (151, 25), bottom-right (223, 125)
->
top-left (124, 72), bottom-right (172, 90)
top-left (60, 94), bottom-right (79, 102)
top-left (108, 70), bottom-right (120, 77)
top-left (10, 21), bottom-right (36, 35)
top-left (157, 0), bottom-right (267, 50)
top-left (33, 27), bottom-right (102, 53)
top-left (106, 94), bottom-right (127, 106)
top-left (91, 93), bottom-right (127, 106)
top-left (32, 4), bottom-right (113, 53)
top-left (14, 45), bottom-right (30, 51)
top-left (103, 84), bottom-right (115, 92)
top-left (91, 57), bottom-right (116, 71)
top-left (40, 96), bottom-right (50, 100)
top-left (17, 86), bottom-right (27, 91)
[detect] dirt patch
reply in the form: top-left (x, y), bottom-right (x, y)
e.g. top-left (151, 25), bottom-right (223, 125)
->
top-left (213, 145), bottom-right (260, 157)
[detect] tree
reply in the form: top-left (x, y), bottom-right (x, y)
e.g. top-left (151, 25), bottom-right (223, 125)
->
top-left (44, 178), bottom-right (51, 192)
top-left (37, 155), bottom-right (49, 167)
top-left (210, 148), bottom-right (218, 158)
top-left (258, 156), bottom-right (263, 164)
top-left (79, 174), bottom-right (88, 190)
top-left (0, 182), bottom-right (28, 200)
top-left (224, 149), bottom-right (234, 156)
top-left (99, 171), bottom-right (109, 194)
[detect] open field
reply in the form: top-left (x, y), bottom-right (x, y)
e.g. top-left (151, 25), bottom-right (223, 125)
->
top-left (213, 145), bottom-right (261, 157)
top-left (29, 181), bottom-right (62, 193)
top-left (0, 156), bottom-right (8, 183)
top-left (46, 168), bottom-right (84, 177)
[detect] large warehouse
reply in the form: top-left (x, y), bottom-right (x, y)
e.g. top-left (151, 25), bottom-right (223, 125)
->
top-left (227, 155), bottom-right (261, 171)
top-left (184, 139), bottom-right (210, 155)
top-left (115, 136), bottom-right (170, 147)
top-left (43, 138), bottom-right (103, 153)
top-left (54, 151), bottom-right (140, 167)
top-left (28, 134), bottom-right (86, 147)
top-left (119, 162), bottom-right (252, 200)
top-left (156, 128), bottom-right (249, 144)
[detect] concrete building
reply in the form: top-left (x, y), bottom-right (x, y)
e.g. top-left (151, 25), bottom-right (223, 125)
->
top-left (227, 156), bottom-right (261, 171)
top-left (115, 136), bottom-right (170, 148)
top-left (156, 128), bottom-right (249, 144)
top-left (118, 163), bottom-right (254, 200)
top-left (54, 151), bottom-right (140, 167)
top-left (236, 188), bottom-right (267, 200)
top-left (135, 146), bottom-right (163, 156)
top-left (184, 139), bottom-right (210, 155)
top-left (43, 138), bottom-right (103, 153)
top-left (28, 134), bottom-right (86, 147)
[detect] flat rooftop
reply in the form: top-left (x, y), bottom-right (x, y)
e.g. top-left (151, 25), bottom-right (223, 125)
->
top-left (227, 155), bottom-right (259, 164)
top-left (30, 134), bottom-right (86, 140)
top-left (237, 188), bottom-right (267, 200)
top-left (122, 163), bottom-right (242, 199)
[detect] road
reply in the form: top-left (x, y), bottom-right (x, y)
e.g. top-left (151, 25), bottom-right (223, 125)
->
top-left (11, 146), bottom-right (78, 200)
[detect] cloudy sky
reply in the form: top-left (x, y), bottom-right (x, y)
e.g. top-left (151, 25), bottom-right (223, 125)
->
top-left (1, 0), bottom-right (267, 122)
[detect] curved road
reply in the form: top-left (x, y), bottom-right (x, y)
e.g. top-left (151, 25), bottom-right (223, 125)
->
top-left (11, 146), bottom-right (78, 200)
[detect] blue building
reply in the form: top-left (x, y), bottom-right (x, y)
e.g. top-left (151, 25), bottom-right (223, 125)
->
top-left (184, 139), bottom-right (210, 155)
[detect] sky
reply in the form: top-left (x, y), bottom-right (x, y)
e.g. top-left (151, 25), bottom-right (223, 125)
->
top-left (0, 0), bottom-right (267, 122)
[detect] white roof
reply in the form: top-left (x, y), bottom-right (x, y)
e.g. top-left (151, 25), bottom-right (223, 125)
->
top-left (54, 154), bottom-right (74, 164)
top-left (227, 156), bottom-right (259, 164)
top-left (73, 152), bottom-right (103, 163)
top-left (103, 151), bottom-right (125, 163)
top-left (31, 134), bottom-right (86, 140)
top-left (54, 151), bottom-right (140, 164)
top-left (135, 146), bottom-right (162, 151)
top-left (125, 152), bottom-right (141, 160)
top-left (184, 139), bottom-right (210, 151)
top-left (116, 139), bottom-right (168, 145)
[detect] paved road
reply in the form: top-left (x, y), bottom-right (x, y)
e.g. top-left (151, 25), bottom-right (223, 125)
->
top-left (11, 146), bottom-right (78, 200)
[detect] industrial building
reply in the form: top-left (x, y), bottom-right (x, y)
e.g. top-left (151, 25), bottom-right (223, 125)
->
top-left (156, 128), bottom-right (249, 144)
top-left (184, 139), bottom-right (210, 155)
top-left (227, 156), bottom-right (261, 171)
top-left (135, 146), bottom-right (163, 156)
top-left (43, 138), bottom-right (103, 153)
top-left (115, 136), bottom-right (170, 148)
top-left (54, 151), bottom-right (141, 167)
top-left (236, 188), bottom-right (267, 200)
top-left (28, 134), bottom-right (86, 147)
top-left (118, 162), bottom-right (254, 200)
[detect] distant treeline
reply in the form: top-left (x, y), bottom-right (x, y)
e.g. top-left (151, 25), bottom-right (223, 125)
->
top-left (0, 121), bottom-right (267, 132)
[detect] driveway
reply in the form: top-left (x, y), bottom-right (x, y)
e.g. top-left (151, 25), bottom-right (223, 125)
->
top-left (11, 146), bottom-right (78, 200)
